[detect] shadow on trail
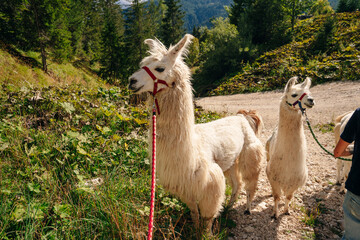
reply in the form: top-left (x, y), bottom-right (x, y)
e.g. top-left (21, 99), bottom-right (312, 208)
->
top-left (301, 184), bottom-right (344, 240)
top-left (227, 193), bottom-right (285, 240)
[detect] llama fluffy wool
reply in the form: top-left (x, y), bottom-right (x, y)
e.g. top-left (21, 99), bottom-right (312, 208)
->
top-left (266, 77), bottom-right (315, 219)
top-left (334, 111), bottom-right (354, 192)
top-left (129, 34), bottom-right (265, 230)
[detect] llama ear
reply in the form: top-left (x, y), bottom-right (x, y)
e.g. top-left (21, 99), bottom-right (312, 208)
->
top-left (285, 76), bottom-right (298, 93)
top-left (301, 77), bottom-right (312, 89)
top-left (144, 38), bottom-right (167, 55)
top-left (168, 34), bottom-right (194, 60)
top-left (144, 39), bottom-right (157, 50)
top-left (144, 38), bottom-right (166, 52)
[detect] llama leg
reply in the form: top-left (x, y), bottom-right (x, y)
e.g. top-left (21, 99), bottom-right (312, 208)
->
top-left (244, 180), bottom-right (257, 215)
top-left (225, 162), bottom-right (242, 206)
top-left (284, 192), bottom-right (294, 215)
top-left (341, 162), bottom-right (352, 193)
top-left (184, 198), bottom-right (200, 228)
top-left (270, 184), bottom-right (281, 219)
top-left (198, 163), bottom-right (226, 232)
top-left (239, 144), bottom-right (262, 214)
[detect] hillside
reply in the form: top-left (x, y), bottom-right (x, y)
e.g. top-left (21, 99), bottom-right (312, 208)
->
top-left (0, 43), bottom-right (102, 90)
top-left (209, 11), bottom-right (360, 96)
top-left (181, 0), bottom-right (339, 32)
top-left (181, 0), bottom-right (232, 31)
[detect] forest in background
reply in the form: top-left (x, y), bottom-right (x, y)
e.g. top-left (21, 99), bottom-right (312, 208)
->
top-left (2, 0), bottom-right (359, 97)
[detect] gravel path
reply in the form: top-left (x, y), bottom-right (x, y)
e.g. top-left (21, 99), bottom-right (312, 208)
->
top-left (196, 81), bottom-right (360, 240)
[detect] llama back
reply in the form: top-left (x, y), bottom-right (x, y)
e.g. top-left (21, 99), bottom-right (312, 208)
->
top-left (335, 111), bottom-right (353, 124)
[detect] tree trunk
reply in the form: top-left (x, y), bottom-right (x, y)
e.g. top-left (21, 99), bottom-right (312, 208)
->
top-left (40, 45), bottom-right (47, 73)
top-left (31, 0), bottom-right (48, 73)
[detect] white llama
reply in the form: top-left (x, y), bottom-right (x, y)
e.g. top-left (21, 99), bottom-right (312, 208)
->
top-left (128, 34), bottom-right (264, 230)
top-left (334, 111), bottom-right (354, 192)
top-left (266, 77), bottom-right (315, 219)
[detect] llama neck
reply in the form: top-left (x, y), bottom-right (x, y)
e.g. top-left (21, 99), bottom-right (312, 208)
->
top-left (149, 74), bottom-right (197, 184)
top-left (278, 99), bottom-right (304, 135)
top-left (152, 76), bottom-right (195, 143)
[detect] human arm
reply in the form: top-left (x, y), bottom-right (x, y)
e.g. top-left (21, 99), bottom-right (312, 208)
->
top-left (334, 138), bottom-right (352, 158)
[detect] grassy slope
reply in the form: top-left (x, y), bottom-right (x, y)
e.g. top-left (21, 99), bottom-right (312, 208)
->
top-left (0, 44), bottom-right (103, 90)
top-left (209, 12), bottom-right (360, 96)
top-left (0, 45), bottom-right (228, 239)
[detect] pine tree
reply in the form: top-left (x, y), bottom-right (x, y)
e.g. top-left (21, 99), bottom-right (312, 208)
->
top-left (159, 0), bottom-right (185, 46)
top-left (347, 0), bottom-right (360, 11)
top-left (228, 0), bottom-right (290, 49)
top-left (99, 0), bottom-right (126, 83)
top-left (17, 0), bottom-right (72, 72)
top-left (147, 0), bottom-right (163, 38)
top-left (124, 0), bottom-right (147, 72)
top-left (337, 0), bottom-right (349, 12)
top-left (124, 0), bottom-right (162, 74)
top-left (249, 0), bottom-right (289, 48)
top-left (0, 0), bottom-right (25, 45)
top-left (283, 0), bottom-right (313, 30)
top-left (67, 0), bottom-right (103, 62)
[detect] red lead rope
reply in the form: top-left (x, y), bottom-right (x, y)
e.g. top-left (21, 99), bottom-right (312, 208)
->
top-left (142, 65), bottom-right (168, 239)
top-left (147, 107), bottom-right (157, 240)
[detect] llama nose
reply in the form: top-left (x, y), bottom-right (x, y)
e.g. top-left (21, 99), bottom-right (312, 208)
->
top-left (129, 78), bottom-right (137, 86)
top-left (307, 97), bottom-right (314, 106)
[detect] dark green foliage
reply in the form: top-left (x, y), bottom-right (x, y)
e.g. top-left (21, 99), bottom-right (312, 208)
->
top-left (337, 0), bottom-right (349, 12)
top-left (193, 18), bottom-right (258, 96)
top-left (67, 0), bottom-right (103, 62)
top-left (7, 0), bottom-right (72, 72)
top-left (209, 12), bottom-right (360, 96)
top-left (337, 0), bottom-right (360, 12)
top-left (99, 0), bottom-right (126, 84)
top-left (310, 15), bottom-right (337, 54)
top-left (229, 0), bottom-right (291, 50)
top-left (347, 0), bottom-right (360, 11)
top-left (159, 0), bottom-right (185, 46)
top-left (0, 0), bottom-right (25, 45)
top-left (124, 0), bottom-right (162, 75)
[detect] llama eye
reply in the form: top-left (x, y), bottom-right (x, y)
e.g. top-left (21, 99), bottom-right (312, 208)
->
top-left (291, 94), bottom-right (298, 98)
top-left (155, 67), bottom-right (165, 72)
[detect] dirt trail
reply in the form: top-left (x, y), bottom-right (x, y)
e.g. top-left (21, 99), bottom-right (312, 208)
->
top-left (196, 81), bottom-right (360, 240)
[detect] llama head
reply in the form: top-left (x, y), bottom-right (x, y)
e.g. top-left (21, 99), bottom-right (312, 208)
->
top-left (128, 34), bottom-right (193, 94)
top-left (284, 77), bottom-right (315, 109)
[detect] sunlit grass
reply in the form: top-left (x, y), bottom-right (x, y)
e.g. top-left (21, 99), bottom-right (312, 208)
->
top-left (0, 83), bottom-right (229, 239)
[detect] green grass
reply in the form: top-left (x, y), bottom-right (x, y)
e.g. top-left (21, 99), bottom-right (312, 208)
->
top-left (316, 122), bottom-right (335, 133)
top-left (0, 43), bottom-right (101, 90)
top-left (0, 41), bottom-right (232, 239)
top-left (300, 201), bottom-right (327, 228)
top-left (0, 82), bottom-right (230, 239)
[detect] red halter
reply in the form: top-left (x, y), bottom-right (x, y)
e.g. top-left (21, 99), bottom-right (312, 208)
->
top-left (142, 66), bottom-right (169, 115)
top-left (291, 92), bottom-right (307, 108)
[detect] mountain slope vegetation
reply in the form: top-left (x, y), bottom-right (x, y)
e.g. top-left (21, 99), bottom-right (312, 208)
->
top-left (209, 11), bottom-right (360, 96)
